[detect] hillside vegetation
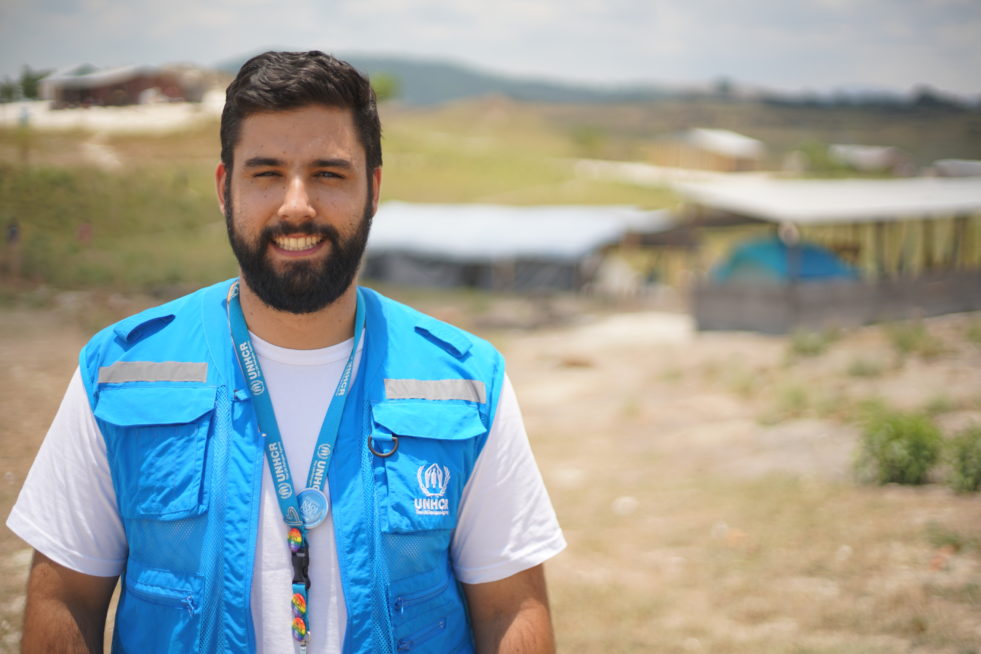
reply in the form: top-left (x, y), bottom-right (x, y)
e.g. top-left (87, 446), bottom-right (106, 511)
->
top-left (1, 97), bottom-right (979, 295)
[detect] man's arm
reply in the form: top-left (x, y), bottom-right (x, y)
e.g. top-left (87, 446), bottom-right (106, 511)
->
top-left (21, 550), bottom-right (118, 654)
top-left (462, 564), bottom-right (556, 654)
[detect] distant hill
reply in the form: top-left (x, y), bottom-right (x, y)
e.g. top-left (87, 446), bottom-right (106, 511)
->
top-left (214, 51), bottom-right (978, 111)
top-left (215, 51), bottom-right (674, 106)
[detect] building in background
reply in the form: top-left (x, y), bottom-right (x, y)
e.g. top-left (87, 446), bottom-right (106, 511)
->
top-left (651, 128), bottom-right (766, 172)
top-left (828, 144), bottom-right (915, 176)
top-left (40, 64), bottom-right (208, 108)
top-left (929, 159), bottom-right (981, 178)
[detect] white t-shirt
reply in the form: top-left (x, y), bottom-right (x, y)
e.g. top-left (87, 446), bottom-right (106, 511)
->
top-left (7, 334), bottom-right (565, 654)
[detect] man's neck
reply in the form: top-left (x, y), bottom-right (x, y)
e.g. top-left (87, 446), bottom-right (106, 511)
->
top-left (237, 278), bottom-right (358, 350)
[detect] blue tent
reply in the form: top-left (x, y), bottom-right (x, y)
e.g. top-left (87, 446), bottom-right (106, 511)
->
top-left (712, 236), bottom-right (859, 283)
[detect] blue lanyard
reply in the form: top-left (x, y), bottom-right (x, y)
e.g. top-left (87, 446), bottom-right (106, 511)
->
top-left (226, 280), bottom-right (365, 651)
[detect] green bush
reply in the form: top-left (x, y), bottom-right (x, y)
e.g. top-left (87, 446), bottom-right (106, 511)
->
top-left (788, 328), bottom-right (837, 357)
top-left (946, 425), bottom-right (981, 493)
top-left (885, 321), bottom-right (946, 358)
top-left (855, 410), bottom-right (942, 485)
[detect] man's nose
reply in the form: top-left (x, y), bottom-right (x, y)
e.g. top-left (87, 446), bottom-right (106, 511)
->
top-left (278, 176), bottom-right (315, 221)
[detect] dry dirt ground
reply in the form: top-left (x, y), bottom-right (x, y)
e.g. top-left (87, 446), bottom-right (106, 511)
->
top-left (1, 288), bottom-right (979, 653)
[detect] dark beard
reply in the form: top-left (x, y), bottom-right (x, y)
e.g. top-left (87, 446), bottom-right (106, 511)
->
top-left (225, 190), bottom-right (373, 315)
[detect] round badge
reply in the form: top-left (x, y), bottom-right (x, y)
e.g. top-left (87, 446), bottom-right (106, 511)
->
top-left (297, 488), bottom-right (329, 529)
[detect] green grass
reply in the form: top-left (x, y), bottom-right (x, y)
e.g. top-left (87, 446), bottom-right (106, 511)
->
top-left (788, 328), bottom-right (839, 358)
top-left (0, 162), bottom-right (235, 291)
top-left (926, 521), bottom-right (981, 552)
top-left (380, 107), bottom-right (675, 206)
top-left (923, 394), bottom-right (958, 416)
top-left (759, 383), bottom-right (811, 424)
top-left (967, 320), bottom-right (981, 345)
top-left (846, 356), bottom-right (888, 378)
top-left (885, 321), bottom-right (947, 359)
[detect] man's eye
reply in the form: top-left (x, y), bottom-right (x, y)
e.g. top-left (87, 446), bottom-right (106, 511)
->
top-left (316, 171), bottom-right (342, 179)
top-left (254, 170), bottom-right (280, 178)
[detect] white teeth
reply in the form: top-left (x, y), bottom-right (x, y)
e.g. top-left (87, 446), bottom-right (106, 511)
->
top-left (274, 235), bottom-right (322, 251)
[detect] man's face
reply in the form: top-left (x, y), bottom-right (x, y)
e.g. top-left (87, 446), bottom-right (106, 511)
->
top-left (216, 104), bottom-right (381, 314)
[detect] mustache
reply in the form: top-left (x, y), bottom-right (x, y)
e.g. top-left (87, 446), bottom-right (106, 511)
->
top-left (259, 222), bottom-right (341, 246)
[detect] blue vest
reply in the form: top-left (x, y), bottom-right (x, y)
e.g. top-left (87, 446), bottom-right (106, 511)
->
top-left (79, 279), bottom-right (505, 653)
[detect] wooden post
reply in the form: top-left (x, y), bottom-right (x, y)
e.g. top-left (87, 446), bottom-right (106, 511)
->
top-left (953, 215), bottom-right (967, 270)
top-left (923, 219), bottom-right (934, 271)
top-left (875, 221), bottom-right (886, 280)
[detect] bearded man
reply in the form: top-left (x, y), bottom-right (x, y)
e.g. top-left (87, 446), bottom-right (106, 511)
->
top-left (8, 50), bottom-right (565, 654)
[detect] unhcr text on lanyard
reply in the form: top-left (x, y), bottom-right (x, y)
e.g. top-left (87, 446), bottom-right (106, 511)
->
top-left (227, 280), bottom-right (365, 653)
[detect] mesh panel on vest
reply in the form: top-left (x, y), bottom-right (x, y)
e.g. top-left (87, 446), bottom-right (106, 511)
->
top-left (382, 532), bottom-right (440, 581)
top-left (199, 385), bottom-right (231, 652)
top-left (126, 515), bottom-right (207, 572)
top-left (363, 412), bottom-right (395, 654)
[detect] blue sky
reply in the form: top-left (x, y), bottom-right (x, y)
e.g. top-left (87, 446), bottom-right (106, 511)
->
top-left (1, 0), bottom-right (978, 97)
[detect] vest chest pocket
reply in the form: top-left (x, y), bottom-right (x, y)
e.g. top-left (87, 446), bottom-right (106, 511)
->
top-left (371, 400), bottom-right (486, 534)
top-left (94, 385), bottom-right (215, 520)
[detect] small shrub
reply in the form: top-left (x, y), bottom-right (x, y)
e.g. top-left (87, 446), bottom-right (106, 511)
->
top-left (852, 396), bottom-right (889, 421)
top-left (967, 320), bottom-right (981, 345)
top-left (759, 383), bottom-right (810, 425)
top-left (855, 410), bottom-right (942, 485)
top-left (946, 425), bottom-right (981, 493)
top-left (813, 390), bottom-right (860, 421)
top-left (926, 521), bottom-right (980, 551)
top-left (788, 328), bottom-right (837, 357)
top-left (846, 357), bottom-right (886, 378)
top-left (725, 367), bottom-right (758, 398)
top-left (885, 321), bottom-right (946, 359)
top-left (779, 385), bottom-right (809, 416)
top-left (923, 394), bottom-right (957, 416)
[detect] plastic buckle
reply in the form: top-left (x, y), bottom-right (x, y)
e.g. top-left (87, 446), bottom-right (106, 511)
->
top-left (291, 546), bottom-right (311, 589)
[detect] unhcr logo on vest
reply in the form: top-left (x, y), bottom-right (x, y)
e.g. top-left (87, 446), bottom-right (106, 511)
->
top-left (415, 463), bottom-right (451, 516)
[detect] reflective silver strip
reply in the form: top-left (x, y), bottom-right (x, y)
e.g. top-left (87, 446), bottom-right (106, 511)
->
top-left (384, 378), bottom-right (486, 403)
top-left (98, 361), bottom-right (208, 384)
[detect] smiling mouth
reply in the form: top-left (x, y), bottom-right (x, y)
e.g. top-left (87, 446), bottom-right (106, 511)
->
top-left (272, 234), bottom-right (325, 252)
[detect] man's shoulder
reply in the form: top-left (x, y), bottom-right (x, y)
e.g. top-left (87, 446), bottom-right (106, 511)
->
top-left (88, 279), bottom-right (233, 349)
top-left (360, 286), bottom-right (500, 362)
top-left (79, 279), bottom-right (234, 387)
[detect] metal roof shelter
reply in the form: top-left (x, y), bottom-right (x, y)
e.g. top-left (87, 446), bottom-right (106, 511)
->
top-left (676, 177), bottom-right (981, 225)
top-left (364, 202), bottom-right (675, 291)
top-left (675, 177), bottom-right (981, 333)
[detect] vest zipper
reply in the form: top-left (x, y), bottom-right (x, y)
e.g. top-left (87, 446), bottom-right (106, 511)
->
top-left (393, 576), bottom-right (451, 614)
top-left (128, 583), bottom-right (197, 615)
top-left (396, 617), bottom-right (447, 652)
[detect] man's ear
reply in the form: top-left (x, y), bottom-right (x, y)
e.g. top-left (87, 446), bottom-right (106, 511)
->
top-left (215, 162), bottom-right (228, 214)
top-left (370, 167), bottom-right (382, 214)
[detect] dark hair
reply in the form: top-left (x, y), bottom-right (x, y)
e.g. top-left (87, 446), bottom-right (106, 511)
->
top-left (220, 50), bottom-right (382, 172)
